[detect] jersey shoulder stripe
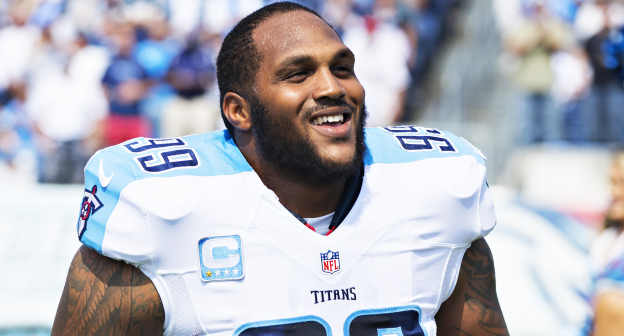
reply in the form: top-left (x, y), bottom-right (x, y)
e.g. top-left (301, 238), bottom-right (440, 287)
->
top-left (79, 130), bottom-right (251, 252)
top-left (364, 126), bottom-right (486, 166)
top-left (103, 130), bottom-right (252, 181)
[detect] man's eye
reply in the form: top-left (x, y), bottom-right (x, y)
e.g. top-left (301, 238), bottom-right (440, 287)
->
top-left (333, 66), bottom-right (353, 75)
top-left (287, 71), bottom-right (309, 80)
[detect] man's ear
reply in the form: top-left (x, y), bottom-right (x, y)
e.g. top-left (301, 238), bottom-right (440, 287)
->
top-left (222, 92), bottom-right (252, 131)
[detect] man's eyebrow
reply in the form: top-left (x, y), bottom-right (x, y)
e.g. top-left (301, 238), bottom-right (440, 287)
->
top-left (276, 48), bottom-right (355, 69)
top-left (332, 48), bottom-right (354, 61)
top-left (277, 55), bottom-right (315, 68)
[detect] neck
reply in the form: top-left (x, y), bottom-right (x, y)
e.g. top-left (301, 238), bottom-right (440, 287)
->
top-left (257, 170), bottom-right (347, 218)
top-left (235, 131), bottom-right (347, 218)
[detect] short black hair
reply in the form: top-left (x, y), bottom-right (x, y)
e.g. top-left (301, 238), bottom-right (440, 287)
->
top-left (216, 1), bottom-right (333, 136)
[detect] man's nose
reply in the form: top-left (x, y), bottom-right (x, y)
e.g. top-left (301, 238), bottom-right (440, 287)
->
top-left (312, 67), bottom-right (346, 101)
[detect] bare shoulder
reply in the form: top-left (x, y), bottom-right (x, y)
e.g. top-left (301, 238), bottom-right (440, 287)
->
top-left (52, 245), bottom-right (165, 336)
top-left (435, 238), bottom-right (509, 336)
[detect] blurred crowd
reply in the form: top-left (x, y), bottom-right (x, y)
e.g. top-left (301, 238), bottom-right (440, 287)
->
top-left (0, 0), bottom-right (461, 184)
top-left (494, 0), bottom-right (624, 145)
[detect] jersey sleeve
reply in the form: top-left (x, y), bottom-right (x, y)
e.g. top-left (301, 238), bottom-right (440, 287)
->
top-left (458, 137), bottom-right (497, 241)
top-left (476, 173), bottom-right (496, 239)
top-left (451, 136), bottom-right (497, 244)
top-left (78, 148), bottom-right (152, 266)
top-left (450, 135), bottom-right (497, 241)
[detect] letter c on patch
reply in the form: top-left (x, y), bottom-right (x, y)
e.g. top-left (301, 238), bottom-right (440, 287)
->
top-left (201, 237), bottom-right (240, 268)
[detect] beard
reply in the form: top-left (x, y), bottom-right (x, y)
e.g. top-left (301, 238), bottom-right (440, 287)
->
top-left (250, 96), bottom-right (367, 184)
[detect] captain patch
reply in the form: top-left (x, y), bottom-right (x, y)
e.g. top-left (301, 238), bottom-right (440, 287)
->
top-left (198, 235), bottom-right (244, 282)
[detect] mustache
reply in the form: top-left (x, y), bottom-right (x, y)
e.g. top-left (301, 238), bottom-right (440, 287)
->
top-left (302, 100), bottom-right (356, 119)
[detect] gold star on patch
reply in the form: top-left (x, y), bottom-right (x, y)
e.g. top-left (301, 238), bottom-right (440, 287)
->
top-left (206, 271), bottom-right (212, 277)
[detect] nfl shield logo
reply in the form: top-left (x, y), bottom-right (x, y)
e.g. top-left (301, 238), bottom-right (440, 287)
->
top-left (320, 250), bottom-right (340, 275)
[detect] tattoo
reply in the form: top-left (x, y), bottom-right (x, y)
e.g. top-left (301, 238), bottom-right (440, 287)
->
top-left (52, 246), bottom-right (164, 336)
top-left (462, 240), bottom-right (497, 302)
top-left (436, 238), bottom-right (509, 336)
top-left (459, 238), bottom-right (508, 336)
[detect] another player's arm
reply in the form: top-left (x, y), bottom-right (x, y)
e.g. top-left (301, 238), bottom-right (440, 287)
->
top-left (435, 238), bottom-right (509, 336)
top-left (592, 291), bottom-right (624, 336)
top-left (52, 245), bottom-right (165, 336)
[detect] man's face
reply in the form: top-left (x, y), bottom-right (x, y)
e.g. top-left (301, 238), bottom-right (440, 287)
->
top-left (250, 11), bottom-right (366, 182)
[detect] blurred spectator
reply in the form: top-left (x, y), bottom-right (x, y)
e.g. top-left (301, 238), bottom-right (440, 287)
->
top-left (161, 37), bottom-right (221, 137)
top-left (407, 0), bottom-right (442, 82)
top-left (69, 34), bottom-right (110, 85)
top-left (506, 0), bottom-right (574, 143)
top-left (586, 150), bottom-right (624, 335)
top-left (133, 17), bottom-right (179, 81)
top-left (133, 14), bottom-right (181, 137)
top-left (400, 0), bottom-right (453, 120)
top-left (580, 0), bottom-right (624, 143)
top-left (101, 23), bottom-right (151, 146)
top-left (0, 83), bottom-right (36, 174)
top-left (550, 48), bottom-right (592, 143)
top-left (497, 0), bottom-right (624, 145)
top-left (0, 1), bottom-right (40, 98)
top-left (26, 32), bottom-right (108, 183)
top-left (343, 0), bottom-right (412, 126)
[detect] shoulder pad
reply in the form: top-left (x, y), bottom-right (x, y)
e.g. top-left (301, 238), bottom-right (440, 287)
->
top-left (78, 130), bottom-right (252, 252)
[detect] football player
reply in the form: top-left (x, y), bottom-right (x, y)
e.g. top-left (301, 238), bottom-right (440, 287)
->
top-left (52, 2), bottom-right (508, 335)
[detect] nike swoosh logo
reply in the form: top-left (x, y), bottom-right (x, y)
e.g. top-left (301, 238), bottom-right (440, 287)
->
top-left (99, 159), bottom-right (114, 188)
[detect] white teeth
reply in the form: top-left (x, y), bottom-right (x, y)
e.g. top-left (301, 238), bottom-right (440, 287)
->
top-left (312, 114), bottom-right (345, 125)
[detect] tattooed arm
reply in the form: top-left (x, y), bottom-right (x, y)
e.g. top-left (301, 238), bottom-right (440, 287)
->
top-left (435, 238), bottom-right (509, 336)
top-left (51, 245), bottom-right (165, 336)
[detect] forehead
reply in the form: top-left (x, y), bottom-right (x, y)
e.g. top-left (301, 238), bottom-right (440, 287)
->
top-left (252, 11), bottom-right (344, 66)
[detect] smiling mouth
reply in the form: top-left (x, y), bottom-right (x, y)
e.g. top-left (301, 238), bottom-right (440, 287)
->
top-left (310, 113), bottom-right (352, 126)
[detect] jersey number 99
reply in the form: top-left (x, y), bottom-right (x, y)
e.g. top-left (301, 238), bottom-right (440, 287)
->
top-left (122, 138), bottom-right (200, 173)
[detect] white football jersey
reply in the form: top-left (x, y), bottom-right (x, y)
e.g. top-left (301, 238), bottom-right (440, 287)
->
top-left (77, 126), bottom-right (496, 336)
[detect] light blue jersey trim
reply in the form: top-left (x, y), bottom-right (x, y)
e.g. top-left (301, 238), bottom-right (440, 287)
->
top-left (363, 127), bottom-right (486, 167)
top-left (79, 127), bottom-right (484, 253)
top-left (78, 130), bottom-right (252, 253)
top-left (106, 130), bottom-right (253, 180)
top-left (80, 150), bottom-right (137, 253)
top-left (233, 315), bottom-right (332, 336)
